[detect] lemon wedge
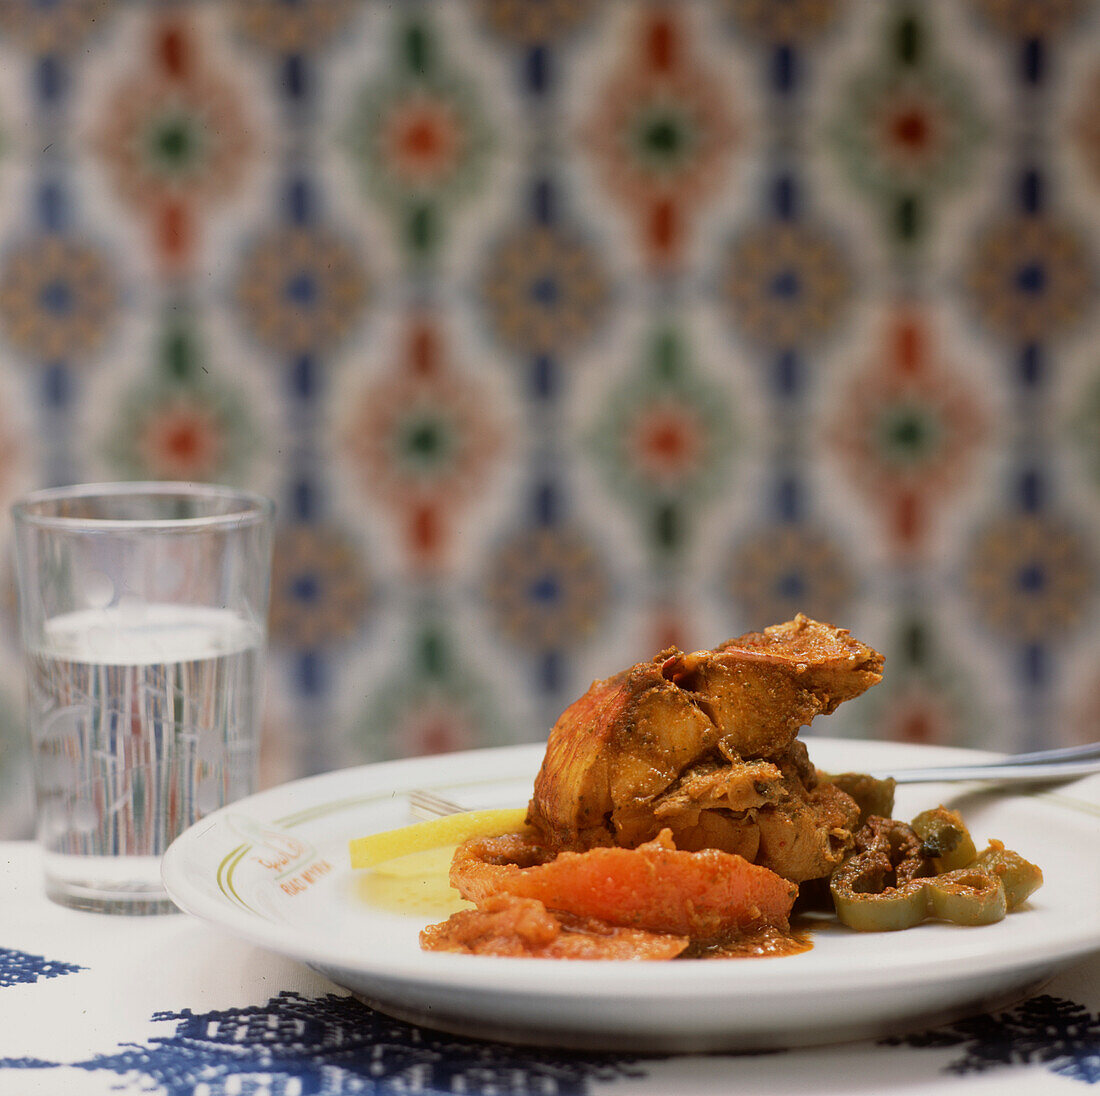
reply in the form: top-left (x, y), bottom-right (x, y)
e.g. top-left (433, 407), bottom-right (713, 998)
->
top-left (348, 807), bottom-right (529, 870)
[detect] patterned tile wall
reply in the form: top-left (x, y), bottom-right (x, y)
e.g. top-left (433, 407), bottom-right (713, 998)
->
top-left (0, 0), bottom-right (1098, 831)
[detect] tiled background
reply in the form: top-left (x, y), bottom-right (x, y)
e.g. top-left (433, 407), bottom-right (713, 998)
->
top-left (0, 0), bottom-right (1098, 833)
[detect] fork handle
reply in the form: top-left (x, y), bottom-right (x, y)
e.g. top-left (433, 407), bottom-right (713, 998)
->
top-left (868, 758), bottom-right (1100, 784)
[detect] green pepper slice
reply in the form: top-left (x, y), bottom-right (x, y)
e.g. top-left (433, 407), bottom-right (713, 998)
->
top-left (911, 806), bottom-right (977, 872)
top-left (972, 840), bottom-right (1043, 910)
top-left (926, 869), bottom-right (1006, 925)
top-left (829, 851), bottom-right (930, 932)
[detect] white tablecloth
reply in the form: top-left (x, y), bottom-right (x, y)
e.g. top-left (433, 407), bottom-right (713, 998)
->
top-left (0, 839), bottom-right (1095, 1096)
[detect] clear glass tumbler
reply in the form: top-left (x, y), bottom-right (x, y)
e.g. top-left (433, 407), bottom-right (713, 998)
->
top-left (12, 482), bottom-right (274, 914)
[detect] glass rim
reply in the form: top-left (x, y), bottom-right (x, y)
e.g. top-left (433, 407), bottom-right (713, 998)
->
top-left (11, 481), bottom-right (275, 532)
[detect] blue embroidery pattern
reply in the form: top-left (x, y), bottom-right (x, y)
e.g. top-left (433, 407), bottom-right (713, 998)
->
top-left (60, 991), bottom-right (649, 1096)
top-left (0, 947), bottom-right (83, 988)
top-left (5, 985), bottom-right (1096, 1092)
top-left (882, 995), bottom-right (1100, 1084)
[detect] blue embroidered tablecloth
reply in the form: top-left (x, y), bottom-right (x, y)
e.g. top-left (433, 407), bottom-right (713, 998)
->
top-left (0, 840), bottom-right (1095, 1096)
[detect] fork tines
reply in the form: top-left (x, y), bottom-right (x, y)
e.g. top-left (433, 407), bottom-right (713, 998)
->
top-left (408, 789), bottom-right (466, 820)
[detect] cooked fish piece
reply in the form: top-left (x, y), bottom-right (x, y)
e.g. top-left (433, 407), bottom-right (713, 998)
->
top-left (527, 614), bottom-right (883, 881)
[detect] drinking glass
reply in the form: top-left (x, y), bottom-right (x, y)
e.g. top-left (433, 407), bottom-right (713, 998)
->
top-left (12, 482), bottom-right (274, 914)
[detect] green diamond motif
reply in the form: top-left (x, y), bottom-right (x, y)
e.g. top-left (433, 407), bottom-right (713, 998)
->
top-left (880, 404), bottom-right (940, 465)
top-left (400, 415), bottom-right (453, 471)
top-left (632, 106), bottom-right (694, 173)
top-left (146, 113), bottom-right (205, 177)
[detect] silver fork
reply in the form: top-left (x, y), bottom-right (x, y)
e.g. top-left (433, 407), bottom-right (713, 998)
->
top-left (408, 788), bottom-right (472, 819)
top-left (865, 741), bottom-right (1100, 784)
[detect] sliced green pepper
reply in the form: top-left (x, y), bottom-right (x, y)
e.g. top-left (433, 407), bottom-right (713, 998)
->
top-left (972, 840), bottom-right (1043, 910)
top-left (911, 806), bottom-right (977, 872)
top-left (831, 878), bottom-right (929, 931)
top-left (829, 848), bottom-right (930, 931)
top-left (926, 869), bottom-right (1006, 925)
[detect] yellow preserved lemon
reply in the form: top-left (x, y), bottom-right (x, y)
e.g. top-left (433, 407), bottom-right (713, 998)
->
top-left (348, 808), bottom-right (529, 870)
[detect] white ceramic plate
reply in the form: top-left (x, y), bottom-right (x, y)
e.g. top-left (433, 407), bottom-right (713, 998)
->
top-left (162, 738), bottom-right (1100, 1053)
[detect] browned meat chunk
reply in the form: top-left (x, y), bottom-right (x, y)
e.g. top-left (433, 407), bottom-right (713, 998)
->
top-left (527, 614), bottom-right (883, 882)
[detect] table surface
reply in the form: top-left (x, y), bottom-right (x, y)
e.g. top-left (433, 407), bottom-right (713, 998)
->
top-left (0, 839), bottom-right (1096, 1096)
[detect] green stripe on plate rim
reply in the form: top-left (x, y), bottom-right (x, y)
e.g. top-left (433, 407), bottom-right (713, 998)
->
top-left (217, 843), bottom-right (254, 913)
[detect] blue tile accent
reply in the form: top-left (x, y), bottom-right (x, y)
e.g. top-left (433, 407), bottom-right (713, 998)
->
top-left (35, 54), bottom-right (66, 104)
top-left (525, 45), bottom-right (550, 95)
top-left (282, 53), bottom-right (309, 100)
top-left (771, 44), bottom-right (797, 94)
